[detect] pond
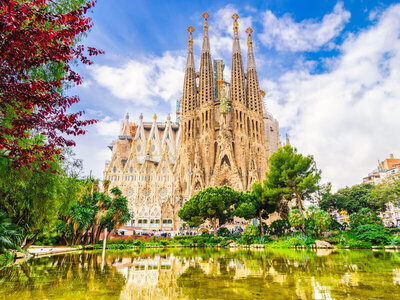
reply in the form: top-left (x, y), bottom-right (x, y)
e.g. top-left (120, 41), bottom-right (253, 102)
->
top-left (1, 248), bottom-right (400, 299)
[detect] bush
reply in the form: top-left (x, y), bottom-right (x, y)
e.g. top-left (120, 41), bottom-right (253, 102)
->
top-left (174, 235), bottom-right (195, 241)
top-left (269, 219), bottom-right (290, 236)
top-left (288, 237), bottom-right (304, 246)
top-left (304, 236), bottom-right (315, 246)
top-left (218, 227), bottom-right (230, 237)
top-left (288, 209), bottom-right (305, 230)
top-left (349, 208), bottom-right (383, 229)
top-left (241, 225), bottom-right (260, 245)
top-left (353, 224), bottom-right (389, 245)
top-left (346, 239), bottom-right (372, 249)
top-left (387, 228), bottom-right (400, 234)
top-left (391, 236), bottom-right (400, 246)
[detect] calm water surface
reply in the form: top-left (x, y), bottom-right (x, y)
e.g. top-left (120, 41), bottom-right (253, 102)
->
top-left (1, 248), bottom-right (400, 299)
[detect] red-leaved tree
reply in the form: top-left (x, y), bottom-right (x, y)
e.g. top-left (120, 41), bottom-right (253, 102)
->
top-left (0, 0), bottom-right (103, 169)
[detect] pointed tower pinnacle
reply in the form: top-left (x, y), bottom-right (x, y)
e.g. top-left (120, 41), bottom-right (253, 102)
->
top-left (186, 26), bottom-right (195, 68)
top-left (286, 133), bottom-right (291, 146)
top-left (202, 12), bottom-right (210, 53)
top-left (199, 12), bottom-right (214, 106)
top-left (246, 27), bottom-right (256, 70)
top-left (231, 13), bottom-right (246, 107)
top-left (246, 27), bottom-right (262, 114)
top-left (232, 13), bottom-right (241, 54)
top-left (182, 26), bottom-right (197, 114)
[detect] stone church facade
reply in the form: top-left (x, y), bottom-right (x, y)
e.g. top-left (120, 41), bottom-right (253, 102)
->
top-left (103, 13), bottom-right (281, 231)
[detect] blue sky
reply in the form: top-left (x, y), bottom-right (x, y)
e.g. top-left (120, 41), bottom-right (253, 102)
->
top-left (70, 0), bottom-right (400, 189)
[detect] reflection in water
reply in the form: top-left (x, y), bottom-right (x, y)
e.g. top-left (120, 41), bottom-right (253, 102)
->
top-left (1, 249), bottom-right (400, 299)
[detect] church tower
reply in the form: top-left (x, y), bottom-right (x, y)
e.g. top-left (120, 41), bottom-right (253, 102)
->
top-left (103, 12), bottom-right (282, 231)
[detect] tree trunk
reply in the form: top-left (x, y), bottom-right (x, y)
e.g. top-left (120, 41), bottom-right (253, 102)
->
top-left (212, 216), bottom-right (218, 236)
top-left (22, 232), bottom-right (40, 250)
top-left (73, 231), bottom-right (84, 245)
top-left (258, 211), bottom-right (265, 237)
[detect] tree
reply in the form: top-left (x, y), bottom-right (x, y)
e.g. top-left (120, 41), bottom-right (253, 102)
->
top-left (178, 186), bottom-right (241, 236)
top-left (319, 183), bottom-right (388, 214)
top-left (0, 154), bottom-right (80, 249)
top-left (59, 186), bottom-right (131, 245)
top-left (0, 0), bottom-right (102, 169)
top-left (305, 206), bottom-right (331, 238)
top-left (267, 145), bottom-right (321, 215)
top-left (288, 208), bottom-right (305, 234)
top-left (349, 208), bottom-right (383, 229)
top-left (234, 181), bottom-right (279, 236)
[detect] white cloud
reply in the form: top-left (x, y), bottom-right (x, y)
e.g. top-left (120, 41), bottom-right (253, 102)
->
top-left (259, 2), bottom-right (350, 52)
top-left (90, 51), bottom-right (185, 107)
top-left (96, 116), bottom-right (122, 137)
top-left (264, 4), bottom-right (400, 188)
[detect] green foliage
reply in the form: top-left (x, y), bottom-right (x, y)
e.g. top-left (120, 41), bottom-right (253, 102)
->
top-left (178, 186), bottom-right (241, 235)
top-left (349, 208), bottom-right (383, 229)
top-left (269, 219), bottom-right (290, 236)
top-left (234, 181), bottom-right (280, 236)
top-left (353, 224), bottom-right (389, 245)
top-left (305, 206), bottom-right (331, 238)
top-left (0, 153), bottom-right (83, 248)
top-left (241, 225), bottom-right (260, 245)
top-left (288, 237), bottom-right (304, 246)
top-left (319, 183), bottom-right (388, 214)
top-left (288, 209), bottom-right (305, 229)
top-left (61, 186), bottom-right (131, 245)
top-left (217, 227), bottom-right (230, 237)
top-left (304, 236), bottom-right (316, 246)
top-left (0, 211), bottom-right (22, 252)
top-left (346, 239), bottom-right (373, 249)
top-left (390, 236), bottom-right (400, 246)
top-left (267, 145), bottom-right (321, 213)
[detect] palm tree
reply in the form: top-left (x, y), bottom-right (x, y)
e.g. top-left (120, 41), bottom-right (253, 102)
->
top-left (0, 211), bottom-right (22, 252)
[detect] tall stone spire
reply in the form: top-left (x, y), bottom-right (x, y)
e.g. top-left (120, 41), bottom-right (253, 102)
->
top-left (246, 27), bottom-right (262, 114)
top-left (230, 13), bottom-right (246, 106)
top-left (182, 26), bottom-right (196, 114)
top-left (199, 12), bottom-right (214, 106)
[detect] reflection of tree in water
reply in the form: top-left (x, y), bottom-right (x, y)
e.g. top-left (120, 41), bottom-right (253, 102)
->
top-left (0, 251), bottom-right (126, 299)
top-left (2, 249), bottom-right (400, 299)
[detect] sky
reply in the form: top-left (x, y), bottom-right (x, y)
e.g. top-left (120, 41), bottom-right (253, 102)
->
top-left (69, 0), bottom-right (400, 189)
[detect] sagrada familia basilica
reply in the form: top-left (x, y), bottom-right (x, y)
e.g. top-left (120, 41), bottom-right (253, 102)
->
top-left (103, 13), bottom-right (281, 231)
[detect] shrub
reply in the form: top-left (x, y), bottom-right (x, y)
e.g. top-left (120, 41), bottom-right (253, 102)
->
top-left (391, 236), bottom-right (400, 246)
top-left (241, 225), bottom-right (260, 245)
top-left (269, 219), bottom-right (290, 236)
top-left (259, 235), bottom-right (272, 244)
top-left (353, 224), bottom-right (389, 245)
top-left (346, 240), bottom-right (372, 249)
top-left (304, 236), bottom-right (315, 246)
top-left (288, 237), bottom-right (304, 246)
top-left (174, 235), bottom-right (195, 241)
top-left (349, 208), bottom-right (383, 229)
top-left (288, 209), bottom-right (305, 230)
top-left (218, 227), bottom-right (231, 237)
top-left (387, 228), bottom-right (400, 234)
